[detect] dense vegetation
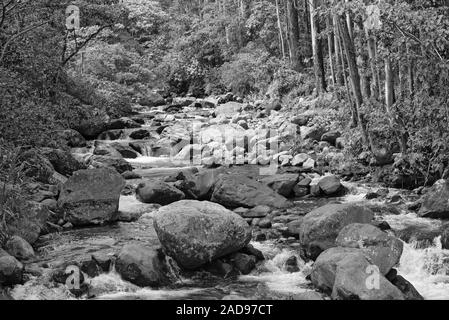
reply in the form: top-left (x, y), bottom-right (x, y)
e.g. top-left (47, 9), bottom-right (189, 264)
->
top-left (1, 0), bottom-right (448, 182)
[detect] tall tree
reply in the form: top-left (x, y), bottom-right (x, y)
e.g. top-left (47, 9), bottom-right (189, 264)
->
top-left (286, 0), bottom-right (302, 71)
top-left (309, 0), bottom-right (326, 93)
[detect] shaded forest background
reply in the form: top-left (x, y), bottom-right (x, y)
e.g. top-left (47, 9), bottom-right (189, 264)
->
top-left (1, 0), bottom-right (449, 184)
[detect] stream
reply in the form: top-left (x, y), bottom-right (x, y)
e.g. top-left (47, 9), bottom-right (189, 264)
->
top-left (8, 104), bottom-right (449, 300)
top-left (9, 178), bottom-right (449, 300)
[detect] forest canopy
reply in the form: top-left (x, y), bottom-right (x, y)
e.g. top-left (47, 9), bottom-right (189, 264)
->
top-left (0, 0), bottom-right (449, 183)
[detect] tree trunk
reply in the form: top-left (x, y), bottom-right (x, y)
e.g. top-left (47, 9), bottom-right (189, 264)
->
top-left (365, 28), bottom-right (381, 100)
top-left (275, 0), bottom-right (286, 59)
top-left (338, 15), bottom-right (372, 150)
top-left (287, 0), bottom-right (302, 71)
top-left (327, 15), bottom-right (336, 86)
top-left (309, 0), bottom-right (327, 93)
top-left (333, 15), bottom-right (344, 86)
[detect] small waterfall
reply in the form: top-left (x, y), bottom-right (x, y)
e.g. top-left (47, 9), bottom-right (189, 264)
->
top-left (239, 242), bottom-right (314, 295)
top-left (398, 237), bottom-right (449, 300)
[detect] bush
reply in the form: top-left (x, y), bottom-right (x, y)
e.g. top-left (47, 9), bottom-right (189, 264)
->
top-left (220, 44), bottom-right (281, 96)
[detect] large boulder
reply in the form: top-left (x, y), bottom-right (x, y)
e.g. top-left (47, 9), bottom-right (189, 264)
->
top-left (17, 149), bottom-right (54, 184)
top-left (57, 168), bottom-right (125, 226)
top-left (41, 148), bottom-right (86, 177)
top-left (153, 200), bottom-right (251, 269)
top-left (301, 126), bottom-right (326, 142)
top-left (215, 102), bottom-right (243, 117)
top-left (5, 201), bottom-right (49, 245)
top-left (260, 174), bottom-right (299, 197)
top-left (336, 223), bottom-right (403, 275)
top-left (317, 175), bottom-right (343, 195)
top-left (139, 92), bottom-right (165, 107)
top-left (0, 250), bottom-right (23, 286)
top-left (115, 244), bottom-right (171, 287)
top-left (299, 204), bottom-right (374, 260)
top-left (311, 247), bottom-right (362, 292)
top-left (310, 247), bottom-right (404, 300)
top-left (331, 252), bottom-right (404, 300)
top-left (136, 181), bottom-right (185, 205)
top-left (211, 175), bottom-right (291, 209)
top-left (5, 236), bottom-right (34, 261)
top-left (55, 129), bottom-right (86, 148)
top-left (418, 179), bottom-right (449, 219)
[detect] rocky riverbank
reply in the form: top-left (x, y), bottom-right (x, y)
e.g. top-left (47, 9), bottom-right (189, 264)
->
top-left (1, 92), bottom-right (448, 300)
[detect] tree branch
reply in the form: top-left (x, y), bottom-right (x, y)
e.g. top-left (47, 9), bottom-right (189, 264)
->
top-left (0, 20), bottom-right (48, 65)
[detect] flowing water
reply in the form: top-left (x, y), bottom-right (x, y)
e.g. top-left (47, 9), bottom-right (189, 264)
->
top-left (9, 106), bottom-right (449, 300)
top-left (9, 177), bottom-right (449, 300)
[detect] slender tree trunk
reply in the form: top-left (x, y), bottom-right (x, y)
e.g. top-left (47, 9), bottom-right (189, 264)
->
top-left (356, 20), bottom-right (371, 99)
top-left (287, 0), bottom-right (302, 71)
top-left (275, 0), bottom-right (286, 59)
top-left (406, 42), bottom-right (414, 97)
top-left (338, 15), bottom-right (372, 150)
top-left (385, 57), bottom-right (395, 109)
top-left (333, 15), bottom-right (344, 86)
top-left (365, 28), bottom-right (381, 100)
top-left (309, 0), bottom-right (327, 93)
top-left (327, 15), bottom-right (336, 86)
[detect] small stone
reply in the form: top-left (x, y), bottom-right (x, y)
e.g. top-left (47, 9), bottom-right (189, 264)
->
top-left (258, 218), bottom-right (272, 229)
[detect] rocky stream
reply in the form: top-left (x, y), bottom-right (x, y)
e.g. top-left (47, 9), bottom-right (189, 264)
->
top-left (2, 93), bottom-right (449, 300)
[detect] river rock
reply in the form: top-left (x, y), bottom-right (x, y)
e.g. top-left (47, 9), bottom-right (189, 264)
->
top-left (115, 244), bottom-right (170, 287)
top-left (89, 155), bottom-right (133, 174)
top-left (139, 92), bottom-right (165, 107)
top-left (5, 201), bottom-right (49, 245)
top-left (215, 102), bottom-right (243, 117)
top-left (110, 142), bottom-right (140, 159)
top-left (291, 153), bottom-right (309, 166)
top-left (260, 174), bottom-right (299, 197)
top-left (56, 129), bottom-right (86, 148)
top-left (299, 204), bottom-right (374, 260)
top-left (107, 117), bottom-right (141, 131)
top-left (301, 126), bottom-right (326, 142)
top-left (418, 179), bottom-right (449, 219)
top-left (136, 181), bottom-right (185, 205)
top-left (97, 129), bottom-right (124, 141)
top-left (41, 148), bottom-right (86, 177)
top-left (153, 200), bottom-right (251, 269)
top-left (336, 223), bottom-right (403, 275)
top-left (321, 131), bottom-right (341, 145)
top-left (129, 129), bottom-right (151, 140)
top-left (310, 247), bottom-right (365, 292)
top-left (230, 253), bottom-right (256, 275)
top-left (331, 252), bottom-right (404, 300)
top-left (311, 247), bottom-right (404, 300)
top-left (5, 236), bottom-right (34, 261)
top-left (386, 271), bottom-right (424, 300)
top-left (17, 149), bottom-right (54, 184)
top-left (211, 174), bottom-right (291, 209)
top-left (58, 168), bottom-right (125, 226)
top-left (317, 175), bottom-right (342, 195)
top-left (93, 141), bottom-right (123, 158)
top-left (0, 250), bottom-right (23, 286)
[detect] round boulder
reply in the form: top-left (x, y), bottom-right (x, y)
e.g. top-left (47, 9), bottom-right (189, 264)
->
top-left (336, 223), bottom-right (403, 275)
top-left (153, 200), bottom-right (251, 269)
top-left (299, 204), bottom-right (374, 260)
top-left (115, 244), bottom-right (171, 287)
top-left (136, 181), bottom-right (185, 205)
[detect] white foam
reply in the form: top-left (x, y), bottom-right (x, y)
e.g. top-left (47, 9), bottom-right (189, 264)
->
top-left (239, 242), bottom-right (314, 295)
top-left (398, 238), bottom-right (449, 300)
